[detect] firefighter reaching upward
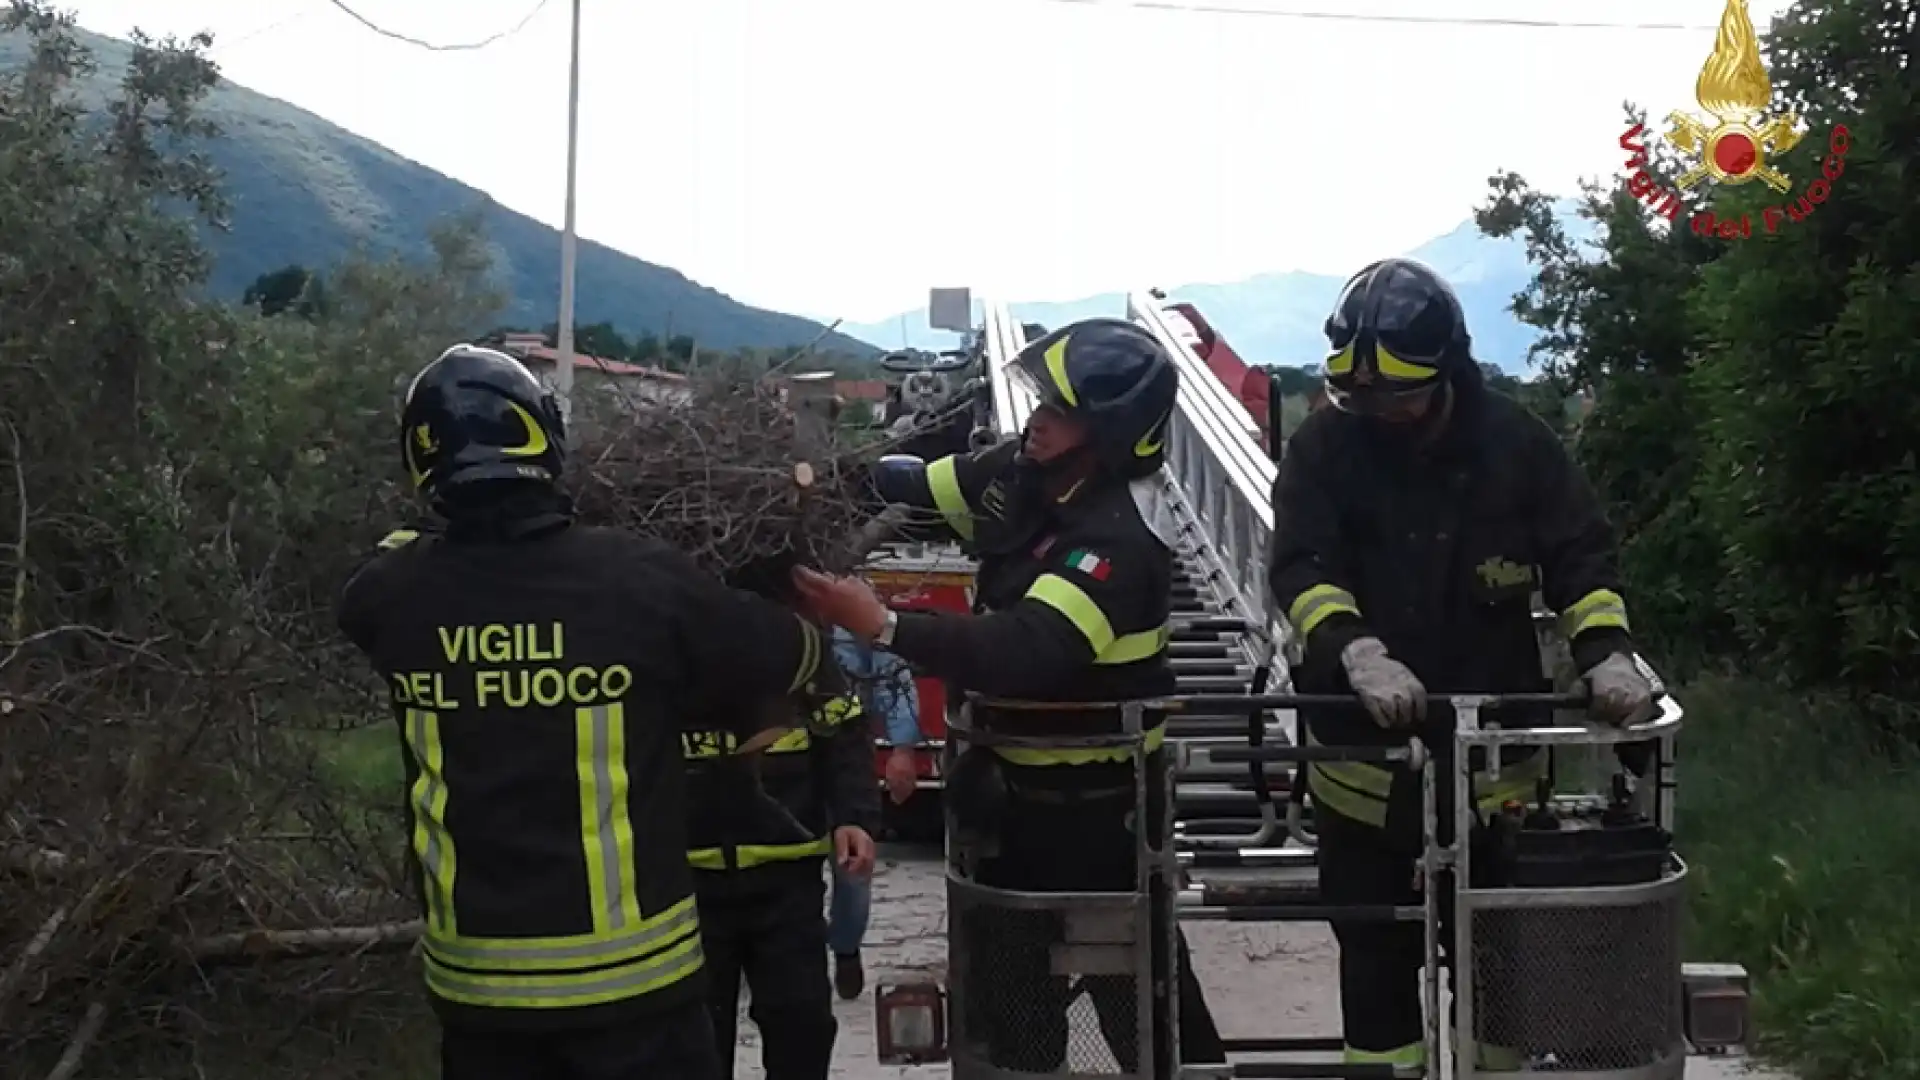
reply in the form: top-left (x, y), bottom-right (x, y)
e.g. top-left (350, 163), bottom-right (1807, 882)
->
top-left (794, 318), bottom-right (1226, 1078)
top-left (1268, 258), bottom-right (1655, 1070)
top-left (337, 345), bottom-right (829, 1080)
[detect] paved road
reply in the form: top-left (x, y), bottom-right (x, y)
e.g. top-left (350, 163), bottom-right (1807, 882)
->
top-left (727, 846), bottom-right (1791, 1080)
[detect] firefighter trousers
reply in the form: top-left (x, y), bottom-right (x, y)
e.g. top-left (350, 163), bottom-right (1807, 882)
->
top-left (1316, 803), bottom-right (1513, 1065)
top-left (439, 998), bottom-right (721, 1080)
top-left (969, 790), bottom-right (1225, 1078)
top-left (698, 860), bottom-right (838, 1080)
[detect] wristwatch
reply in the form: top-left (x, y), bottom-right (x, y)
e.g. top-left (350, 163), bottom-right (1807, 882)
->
top-left (874, 609), bottom-right (899, 648)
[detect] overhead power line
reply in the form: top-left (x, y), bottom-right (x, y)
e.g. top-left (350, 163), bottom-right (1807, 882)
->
top-left (321, 0), bottom-right (555, 51)
top-left (1030, 0), bottom-right (1719, 32)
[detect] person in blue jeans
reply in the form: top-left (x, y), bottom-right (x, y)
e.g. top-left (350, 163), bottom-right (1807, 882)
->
top-left (828, 626), bottom-right (924, 999)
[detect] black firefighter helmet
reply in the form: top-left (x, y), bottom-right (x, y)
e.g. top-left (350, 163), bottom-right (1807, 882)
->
top-left (1007, 317), bottom-right (1178, 479)
top-left (400, 344), bottom-right (567, 509)
top-left (1322, 257), bottom-right (1470, 416)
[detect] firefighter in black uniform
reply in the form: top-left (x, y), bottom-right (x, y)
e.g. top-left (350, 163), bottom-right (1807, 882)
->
top-left (681, 619), bottom-right (881, 1080)
top-left (795, 318), bottom-right (1226, 1079)
top-left (1267, 258), bottom-right (1656, 1070)
top-left (337, 345), bottom-right (832, 1080)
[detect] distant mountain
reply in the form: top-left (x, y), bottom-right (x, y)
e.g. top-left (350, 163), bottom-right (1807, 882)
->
top-left (1, 28), bottom-right (877, 357)
top-left (842, 208), bottom-right (1595, 375)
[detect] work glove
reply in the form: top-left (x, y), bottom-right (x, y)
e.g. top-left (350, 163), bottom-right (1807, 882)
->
top-left (1340, 637), bottom-right (1427, 729)
top-left (1584, 652), bottom-right (1655, 726)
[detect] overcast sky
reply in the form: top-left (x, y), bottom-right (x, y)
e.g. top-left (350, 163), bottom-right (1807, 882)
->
top-left (59, 0), bottom-right (1793, 322)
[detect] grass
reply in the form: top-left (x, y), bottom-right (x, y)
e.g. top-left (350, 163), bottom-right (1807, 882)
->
top-left (1679, 675), bottom-right (1920, 1080)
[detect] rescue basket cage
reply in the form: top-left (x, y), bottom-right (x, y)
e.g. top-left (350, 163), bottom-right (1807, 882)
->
top-left (931, 663), bottom-right (1746, 1080)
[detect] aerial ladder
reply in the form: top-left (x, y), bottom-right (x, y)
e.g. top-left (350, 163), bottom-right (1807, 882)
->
top-left (867, 291), bottom-right (1751, 1080)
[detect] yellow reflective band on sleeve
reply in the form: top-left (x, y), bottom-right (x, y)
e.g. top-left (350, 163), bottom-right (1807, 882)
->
top-left (1560, 588), bottom-right (1630, 638)
top-left (404, 708), bottom-right (456, 935)
top-left (1100, 623), bottom-right (1171, 665)
top-left (926, 456), bottom-right (976, 542)
top-left (1344, 1042), bottom-right (1426, 1067)
top-left (1026, 575), bottom-right (1169, 667)
top-left (379, 528), bottom-right (420, 551)
top-left (991, 723), bottom-right (1165, 767)
top-left (576, 704), bottom-right (642, 934)
top-left (687, 838), bottom-right (835, 870)
top-left (423, 921), bottom-right (704, 1009)
top-left (789, 619), bottom-right (822, 694)
top-left (812, 694), bottom-right (863, 730)
top-left (1287, 584), bottom-right (1361, 638)
top-left (1027, 573), bottom-right (1116, 654)
top-left (424, 895), bottom-right (698, 973)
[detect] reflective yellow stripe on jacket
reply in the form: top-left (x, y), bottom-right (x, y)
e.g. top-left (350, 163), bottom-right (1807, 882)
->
top-left (1025, 574), bottom-right (1169, 667)
top-left (682, 693), bottom-right (859, 869)
top-left (810, 693), bottom-right (863, 732)
top-left (926, 456), bottom-right (975, 541)
top-left (686, 838), bottom-right (835, 870)
top-left (1287, 583), bottom-right (1361, 638)
top-left (1304, 728), bottom-right (1546, 829)
top-left (1559, 588), bottom-right (1629, 639)
top-left (995, 573), bottom-right (1170, 767)
top-left (409, 703), bottom-right (704, 1010)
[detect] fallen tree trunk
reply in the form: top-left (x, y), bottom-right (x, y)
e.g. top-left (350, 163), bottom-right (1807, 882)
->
top-left (187, 922), bottom-right (423, 965)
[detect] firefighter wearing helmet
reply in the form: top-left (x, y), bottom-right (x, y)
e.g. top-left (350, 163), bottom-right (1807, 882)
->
top-left (1269, 258), bottom-right (1656, 1069)
top-left (795, 318), bottom-right (1226, 1077)
top-left (338, 344), bottom-right (835, 1080)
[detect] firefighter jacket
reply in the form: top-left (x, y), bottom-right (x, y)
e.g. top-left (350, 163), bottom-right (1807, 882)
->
top-left (337, 523), bottom-right (828, 1030)
top-left (1267, 375), bottom-right (1635, 833)
top-left (681, 685), bottom-right (882, 896)
top-left (885, 440), bottom-right (1176, 784)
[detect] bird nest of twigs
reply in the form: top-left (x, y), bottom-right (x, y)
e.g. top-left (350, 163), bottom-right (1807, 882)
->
top-left (567, 373), bottom-right (881, 595)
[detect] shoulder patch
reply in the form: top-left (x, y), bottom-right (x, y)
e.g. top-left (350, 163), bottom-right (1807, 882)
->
top-left (377, 528), bottom-right (420, 551)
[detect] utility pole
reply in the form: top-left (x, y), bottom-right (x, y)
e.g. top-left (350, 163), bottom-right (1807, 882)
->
top-left (554, 0), bottom-right (582, 433)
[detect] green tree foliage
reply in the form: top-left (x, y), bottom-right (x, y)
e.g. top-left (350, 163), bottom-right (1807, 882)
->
top-left (242, 262), bottom-right (329, 319)
top-left (1478, 1), bottom-right (1918, 697)
top-left (1268, 363), bottom-right (1317, 398)
top-left (0, 6), bottom-right (503, 1069)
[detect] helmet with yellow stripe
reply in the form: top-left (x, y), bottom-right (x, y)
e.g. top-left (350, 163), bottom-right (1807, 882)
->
top-left (400, 345), bottom-right (568, 509)
top-left (1322, 258), bottom-right (1469, 417)
top-left (1008, 318), bottom-right (1178, 480)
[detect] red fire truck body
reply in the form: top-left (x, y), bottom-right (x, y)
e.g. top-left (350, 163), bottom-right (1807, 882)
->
top-left (860, 544), bottom-right (977, 794)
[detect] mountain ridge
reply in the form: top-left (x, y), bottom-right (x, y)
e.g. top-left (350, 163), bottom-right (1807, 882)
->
top-left (842, 207), bottom-right (1593, 375)
top-left (0, 26), bottom-right (878, 357)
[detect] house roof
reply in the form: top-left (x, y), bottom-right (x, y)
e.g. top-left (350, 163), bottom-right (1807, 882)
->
top-left (510, 343), bottom-right (686, 381)
top-left (835, 379), bottom-right (889, 401)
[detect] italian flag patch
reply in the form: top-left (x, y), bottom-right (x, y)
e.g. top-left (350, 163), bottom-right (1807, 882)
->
top-left (1065, 549), bottom-right (1111, 581)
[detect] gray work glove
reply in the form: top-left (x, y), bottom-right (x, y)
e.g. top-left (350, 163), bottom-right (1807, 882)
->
top-left (1584, 652), bottom-right (1654, 726)
top-left (1340, 637), bottom-right (1427, 729)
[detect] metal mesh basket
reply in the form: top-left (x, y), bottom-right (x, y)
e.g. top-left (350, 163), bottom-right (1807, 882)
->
top-left (1467, 872), bottom-right (1685, 1074)
top-left (949, 875), bottom-right (1152, 1078)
